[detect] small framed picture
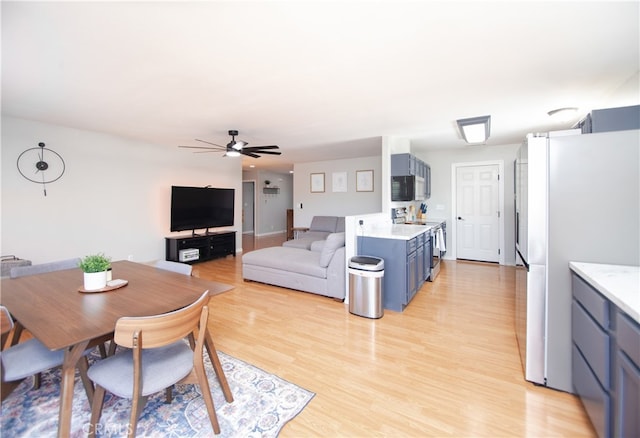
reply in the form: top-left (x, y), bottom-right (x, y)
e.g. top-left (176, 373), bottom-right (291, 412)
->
top-left (356, 170), bottom-right (374, 192)
top-left (310, 172), bottom-right (325, 193)
top-left (332, 172), bottom-right (347, 192)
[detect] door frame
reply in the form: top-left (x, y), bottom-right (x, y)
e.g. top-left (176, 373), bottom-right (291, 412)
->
top-left (450, 160), bottom-right (505, 265)
top-left (242, 180), bottom-right (257, 235)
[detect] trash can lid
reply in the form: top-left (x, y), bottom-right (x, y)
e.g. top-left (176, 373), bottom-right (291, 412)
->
top-left (349, 256), bottom-right (384, 271)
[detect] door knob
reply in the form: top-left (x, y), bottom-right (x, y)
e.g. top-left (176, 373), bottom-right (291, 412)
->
top-left (457, 216), bottom-right (464, 220)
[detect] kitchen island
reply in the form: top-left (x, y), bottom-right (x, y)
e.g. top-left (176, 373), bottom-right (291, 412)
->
top-left (569, 262), bottom-right (639, 438)
top-left (357, 223), bottom-right (435, 312)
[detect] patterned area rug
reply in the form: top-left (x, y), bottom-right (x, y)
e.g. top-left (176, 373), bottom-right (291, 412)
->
top-left (1, 350), bottom-right (314, 437)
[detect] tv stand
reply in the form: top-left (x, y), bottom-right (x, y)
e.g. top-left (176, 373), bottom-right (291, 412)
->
top-left (166, 231), bottom-right (236, 264)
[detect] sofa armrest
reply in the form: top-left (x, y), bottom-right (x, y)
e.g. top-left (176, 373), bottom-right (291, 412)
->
top-left (326, 246), bottom-right (346, 300)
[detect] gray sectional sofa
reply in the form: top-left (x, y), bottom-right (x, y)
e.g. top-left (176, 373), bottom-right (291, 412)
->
top-left (283, 216), bottom-right (345, 250)
top-left (242, 232), bottom-right (346, 300)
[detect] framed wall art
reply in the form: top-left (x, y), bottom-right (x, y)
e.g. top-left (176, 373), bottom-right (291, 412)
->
top-left (356, 170), bottom-right (374, 192)
top-left (332, 172), bottom-right (347, 192)
top-left (310, 172), bottom-right (325, 193)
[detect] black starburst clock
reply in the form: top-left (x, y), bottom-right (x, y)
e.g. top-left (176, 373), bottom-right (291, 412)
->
top-left (16, 142), bottom-right (66, 196)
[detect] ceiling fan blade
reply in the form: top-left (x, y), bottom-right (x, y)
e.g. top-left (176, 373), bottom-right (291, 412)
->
top-left (241, 151), bottom-right (261, 158)
top-left (195, 139), bottom-right (226, 148)
top-left (178, 145), bottom-right (225, 150)
top-left (252, 150), bottom-right (281, 155)
top-left (243, 145), bottom-right (279, 151)
top-left (194, 150), bottom-right (222, 154)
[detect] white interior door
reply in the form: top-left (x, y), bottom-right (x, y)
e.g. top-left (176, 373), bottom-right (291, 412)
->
top-left (455, 164), bottom-right (500, 262)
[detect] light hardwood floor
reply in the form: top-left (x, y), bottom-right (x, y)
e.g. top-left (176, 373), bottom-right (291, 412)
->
top-left (193, 233), bottom-right (596, 437)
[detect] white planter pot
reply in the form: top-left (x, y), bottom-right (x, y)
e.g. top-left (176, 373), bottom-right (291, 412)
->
top-left (83, 271), bottom-right (107, 291)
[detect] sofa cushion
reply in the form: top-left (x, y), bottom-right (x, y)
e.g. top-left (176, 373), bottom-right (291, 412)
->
top-left (310, 240), bottom-right (325, 252)
top-left (309, 216), bottom-right (338, 233)
top-left (282, 231), bottom-right (330, 250)
top-left (319, 232), bottom-right (345, 268)
top-left (243, 247), bottom-right (327, 278)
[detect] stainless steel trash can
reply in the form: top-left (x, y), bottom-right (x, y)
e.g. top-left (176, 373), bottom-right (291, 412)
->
top-left (348, 256), bottom-right (384, 319)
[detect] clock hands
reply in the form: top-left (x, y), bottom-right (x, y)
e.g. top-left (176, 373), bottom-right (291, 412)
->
top-left (37, 143), bottom-right (48, 196)
top-left (41, 167), bottom-right (47, 196)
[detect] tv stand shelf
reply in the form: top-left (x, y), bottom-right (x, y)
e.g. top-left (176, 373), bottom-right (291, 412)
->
top-left (165, 231), bottom-right (236, 264)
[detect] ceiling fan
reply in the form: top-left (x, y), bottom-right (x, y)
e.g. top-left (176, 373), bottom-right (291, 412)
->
top-left (179, 130), bottom-right (281, 158)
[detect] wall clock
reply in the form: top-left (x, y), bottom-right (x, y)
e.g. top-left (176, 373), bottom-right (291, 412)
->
top-left (16, 142), bottom-right (66, 196)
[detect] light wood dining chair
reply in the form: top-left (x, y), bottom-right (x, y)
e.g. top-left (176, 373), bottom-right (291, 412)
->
top-left (0, 305), bottom-right (93, 402)
top-left (87, 290), bottom-right (232, 437)
top-left (154, 259), bottom-right (193, 276)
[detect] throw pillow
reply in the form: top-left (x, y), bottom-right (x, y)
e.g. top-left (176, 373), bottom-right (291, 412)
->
top-left (319, 232), bottom-right (345, 267)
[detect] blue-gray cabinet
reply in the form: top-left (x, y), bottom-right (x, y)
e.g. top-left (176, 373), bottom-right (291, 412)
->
top-left (390, 153), bottom-right (431, 199)
top-left (391, 153), bottom-right (416, 176)
top-left (571, 272), bottom-right (640, 438)
top-left (358, 231), bottom-right (431, 312)
top-left (615, 311), bottom-right (640, 437)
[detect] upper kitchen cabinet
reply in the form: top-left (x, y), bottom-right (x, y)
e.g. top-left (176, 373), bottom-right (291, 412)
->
top-left (391, 153), bottom-right (416, 176)
top-left (391, 153), bottom-right (431, 200)
top-left (425, 163), bottom-right (431, 199)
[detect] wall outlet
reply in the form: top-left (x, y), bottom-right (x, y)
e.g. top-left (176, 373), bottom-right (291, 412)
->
top-left (127, 255), bottom-right (134, 261)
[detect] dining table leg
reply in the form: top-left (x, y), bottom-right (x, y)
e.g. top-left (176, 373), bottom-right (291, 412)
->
top-left (57, 340), bottom-right (90, 438)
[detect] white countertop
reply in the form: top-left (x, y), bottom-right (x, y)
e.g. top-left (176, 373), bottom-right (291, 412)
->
top-left (361, 223), bottom-right (433, 240)
top-left (569, 262), bottom-right (640, 323)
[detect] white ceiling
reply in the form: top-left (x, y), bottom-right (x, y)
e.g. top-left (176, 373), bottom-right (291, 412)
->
top-left (2, 1), bottom-right (639, 173)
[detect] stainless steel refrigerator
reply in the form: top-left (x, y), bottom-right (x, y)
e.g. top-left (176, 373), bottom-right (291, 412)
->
top-left (514, 128), bottom-right (639, 392)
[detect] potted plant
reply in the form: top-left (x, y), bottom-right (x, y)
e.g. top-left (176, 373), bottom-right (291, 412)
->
top-left (79, 253), bottom-right (111, 290)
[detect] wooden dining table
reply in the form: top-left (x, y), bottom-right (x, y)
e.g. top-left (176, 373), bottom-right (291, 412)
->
top-left (0, 260), bottom-right (234, 437)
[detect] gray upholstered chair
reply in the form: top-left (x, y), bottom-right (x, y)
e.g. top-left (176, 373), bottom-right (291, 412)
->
top-left (0, 305), bottom-right (93, 402)
top-left (87, 290), bottom-right (229, 437)
top-left (154, 259), bottom-right (193, 276)
top-left (9, 257), bottom-right (81, 279)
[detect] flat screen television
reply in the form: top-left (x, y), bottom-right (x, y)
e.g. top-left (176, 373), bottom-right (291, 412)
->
top-left (170, 186), bottom-right (234, 233)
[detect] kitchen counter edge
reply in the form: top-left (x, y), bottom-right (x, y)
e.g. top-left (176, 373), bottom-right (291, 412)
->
top-left (361, 224), bottom-right (434, 240)
top-left (569, 261), bottom-right (639, 323)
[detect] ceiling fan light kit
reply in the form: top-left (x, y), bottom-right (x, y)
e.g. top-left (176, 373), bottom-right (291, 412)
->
top-left (179, 130), bottom-right (281, 159)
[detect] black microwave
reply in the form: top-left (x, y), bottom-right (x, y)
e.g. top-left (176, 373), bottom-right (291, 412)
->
top-left (391, 175), bottom-right (415, 201)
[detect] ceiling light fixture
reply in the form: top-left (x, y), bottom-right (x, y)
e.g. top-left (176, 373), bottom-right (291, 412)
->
top-left (225, 150), bottom-right (241, 157)
top-left (456, 115), bottom-right (491, 144)
top-left (547, 107), bottom-right (578, 121)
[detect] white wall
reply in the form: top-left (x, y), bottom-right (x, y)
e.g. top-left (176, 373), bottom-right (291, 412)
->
top-left (292, 155), bottom-right (382, 227)
top-left (1, 117), bottom-right (242, 264)
top-left (415, 143), bottom-right (519, 264)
